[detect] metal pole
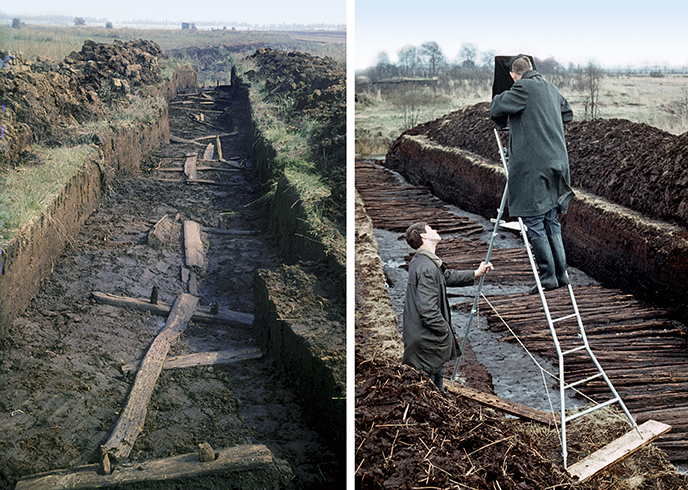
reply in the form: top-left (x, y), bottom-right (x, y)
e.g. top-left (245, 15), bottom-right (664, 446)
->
top-left (451, 129), bottom-right (509, 383)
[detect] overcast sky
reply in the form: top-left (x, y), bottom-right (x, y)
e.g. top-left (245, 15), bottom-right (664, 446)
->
top-left (355, 0), bottom-right (688, 70)
top-left (1, 0), bottom-right (346, 25)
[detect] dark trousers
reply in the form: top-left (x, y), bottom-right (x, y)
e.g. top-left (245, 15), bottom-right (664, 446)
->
top-left (522, 207), bottom-right (560, 240)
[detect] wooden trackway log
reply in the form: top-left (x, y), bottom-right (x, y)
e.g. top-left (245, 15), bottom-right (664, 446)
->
top-left (156, 166), bottom-right (239, 173)
top-left (104, 294), bottom-right (198, 461)
top-left (445, 383), bottom-right (557, 425)
top-left (202, 227), bottom-right (258, 235)
top-left (215, 135), bottom-right (223, 160)
top-left (14, 444), bottom-right (274, 490)
top-left (146, 214), bottom-right (173, 249)
top-left (91, 292), bottom-right (253, 326)
top-left (202, 142), bottom-right (214, 161)
top-left (170, 134), bottom-right (204, 147)
top-left (121, 347), bottom-right (263, 373)
top-left (183, 220), bottom-right (204, 269)
top-left (184, 155), bottom-right (197, 180)
top-left (185, 179), bottom-right (241, 187)
top-left (191, 132), bottom-right (237, 141)
top-left (567, 420), bottom-right (671, 482)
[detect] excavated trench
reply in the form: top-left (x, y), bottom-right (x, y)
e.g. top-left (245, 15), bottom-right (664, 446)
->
top-left (0, 71), bottom-right (343, 489)
top-left (355, 100), bottom-right (688, 470)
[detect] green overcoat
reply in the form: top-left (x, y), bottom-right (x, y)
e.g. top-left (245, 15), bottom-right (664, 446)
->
top-left (402, 249), bottom-right (474, 376)
top-left (490, 70), bottom-right (574, 218)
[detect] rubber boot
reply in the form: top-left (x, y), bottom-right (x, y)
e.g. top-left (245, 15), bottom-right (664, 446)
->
top-left (529, 235), bottom-right (559, 294)
top-left (548, 233), bottom-right (571, 287)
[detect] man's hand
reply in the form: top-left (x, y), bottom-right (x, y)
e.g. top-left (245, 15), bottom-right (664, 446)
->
top-left (474, 261), bottom-right (494, 278)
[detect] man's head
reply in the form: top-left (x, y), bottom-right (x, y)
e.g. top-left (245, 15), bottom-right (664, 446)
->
top-left (509, 56), bottom-right (533, 81)
top-left (405, 222), bottom-right (440, 250)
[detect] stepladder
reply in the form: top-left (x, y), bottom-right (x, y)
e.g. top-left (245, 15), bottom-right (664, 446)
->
top-left (451, 127), bottom-right (641, 469)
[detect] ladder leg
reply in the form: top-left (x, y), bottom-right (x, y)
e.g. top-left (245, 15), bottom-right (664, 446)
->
top-left (567, 285), bottom-right (641, 437)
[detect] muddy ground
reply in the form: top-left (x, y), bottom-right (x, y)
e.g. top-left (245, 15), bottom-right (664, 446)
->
top-left (354, 162), bottom-right (688, 489)
top-left (0, 45), bottom-right (343, 489)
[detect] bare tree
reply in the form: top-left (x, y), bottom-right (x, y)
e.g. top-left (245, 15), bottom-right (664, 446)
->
top-left (459, 43), bottom-right (477, 68)
top-left (420, 41), bottom-right (444, 78)
top-left (12, 18), bottom-right (22, 29)
top-left (374, 52), bottom-right (393, 80)
top-left (480, 49), bottom-right (496, 70)
top-left (74, 17), bottom-right (86, 26)
top-left (398, 45), bottom-right (418, 78)
top-left (389, 83), bottom-right (434, 130)
top-left (584, 61), bottom-right (602, 119)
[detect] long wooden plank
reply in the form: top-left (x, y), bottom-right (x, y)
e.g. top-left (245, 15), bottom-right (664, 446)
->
top-left (103, 294), bottom-right (198, 461)
top-left (568, 420), bottom-right (671, 482)
top-left (90, 291), bottom-right (254, 326)
top-left (202, 227), bottom-right (258, 235)
top-left (445, 383), bottom-right (557, 425)
top-left (183, 220), bottom-right (204, 269)
top-left (14, 444), bottom-right (273, 490)
top-left (170, 134), bottom-right (204, 146)
top-left (215, 134), bottom-right (223, 160)
top-left (121, 347), bottom-right (263, 373)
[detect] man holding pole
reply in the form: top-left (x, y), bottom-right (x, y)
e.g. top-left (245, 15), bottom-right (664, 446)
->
top-left (490, 56), bottom-right (574, 294)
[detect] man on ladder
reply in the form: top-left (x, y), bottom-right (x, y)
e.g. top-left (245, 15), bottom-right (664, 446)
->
top-left (489, 56), bottom-right (574, 294)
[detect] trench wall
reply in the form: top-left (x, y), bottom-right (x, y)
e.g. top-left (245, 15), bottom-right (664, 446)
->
top-left (0, 68), bottom-right (197, 338)
top-left (385, 133), bottom-right (688, 322)
top-left (253, 267), bottom-right (345, 450)
top-left (245, 77), bottom-right (345, 451)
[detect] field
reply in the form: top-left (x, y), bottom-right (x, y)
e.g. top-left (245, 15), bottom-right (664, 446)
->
top-left (0, 25), bottom-right (345, 64)
top-left (355, 73), bottom-right (688, 156)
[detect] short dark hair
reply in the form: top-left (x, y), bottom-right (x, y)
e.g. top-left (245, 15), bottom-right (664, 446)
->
top-left (511, 56), bottom-right (532, 76)
top-left (405, 222), bottom-right (428, 249)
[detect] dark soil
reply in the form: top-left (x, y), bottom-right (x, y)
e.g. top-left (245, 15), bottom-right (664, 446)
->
top-left (0, 40), bottom-right (164, 170)
top-left (355, 356), bottom-right (688, 490)
top-left (0, 41), bottom-right (343, 490)
top-left (396, 102), bottom-right (688, 229)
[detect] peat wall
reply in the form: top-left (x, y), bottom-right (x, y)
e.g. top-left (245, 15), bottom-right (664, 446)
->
top-left (253, 267), bottom-right (346, 451)
top-left (0, 68), bottom-right (197, 338)
top-left (385, 133), bottom-right (688, 322)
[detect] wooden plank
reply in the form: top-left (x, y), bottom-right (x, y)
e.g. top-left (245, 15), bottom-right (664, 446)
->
top-left (183, 220), bottom-right (204, 270)
top-left (191, 132), bottom-right (237, 141)
top-left (14, 444), bottom-right (274, 490)
top-left (91, 292), bottom-right (253, 326)
top-left (568, 420), bottom-right (671, 482)
top-left (183, 155), bottom-right (197, 180)
top-left (445, 383), bottom-right (557, 425)
top-left (155, 166), bottom-right (239, 173)
top-left (104, 294), bottom-right (199, 461)
top-left (202, 227), bottom-right (258, 235)
top-left (122, 347), bottom-right (263, 373)
top-left (169, 134), bottom-right (204, 146)
top-left (185, 179), bottom-right (240, 187)
top-left (146, 214), bottom-right (173, 249)
top-left (202, 142), bottom-right (214, 161)
top-left (215, 134), bottom-right (223, 160)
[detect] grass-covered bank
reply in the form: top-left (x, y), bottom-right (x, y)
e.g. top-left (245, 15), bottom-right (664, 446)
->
top-left (240, 48), bottom-right (347, 457)
top-left (0, 38), bottom-right (196, 337)
top-left (245, 48), bottom-right (346, 287)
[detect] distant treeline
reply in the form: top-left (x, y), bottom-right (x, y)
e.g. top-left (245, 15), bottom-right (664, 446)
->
top-left (0, 13), bottom-right (344, 31)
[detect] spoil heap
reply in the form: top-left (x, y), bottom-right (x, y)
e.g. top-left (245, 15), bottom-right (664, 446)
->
top-left (0, 39), bottom-right (163, 171)
top-left (394, 103), bottom-right (688, 229)
top-left (246, 47), bottom-right (346, 191)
